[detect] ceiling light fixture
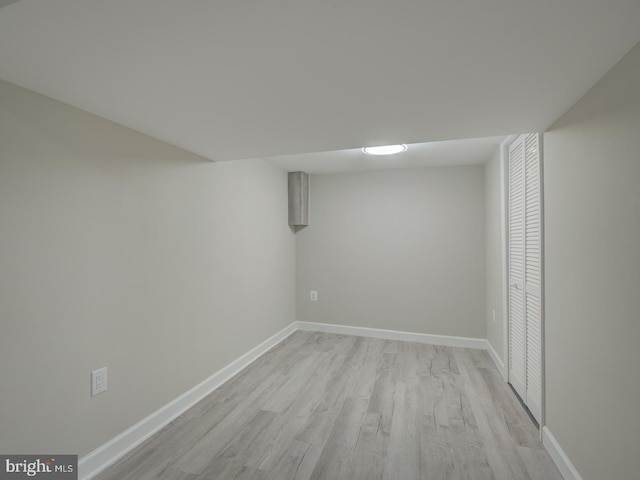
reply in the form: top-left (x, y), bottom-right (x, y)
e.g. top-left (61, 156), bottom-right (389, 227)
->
top-left (362, 144), bottom-right (407, 156)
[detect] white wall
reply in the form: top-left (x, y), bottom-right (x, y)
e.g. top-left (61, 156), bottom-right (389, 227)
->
top-left (296, 167), bottom-right (486, 338)
top-left (0, 79), bottom-right (296, 456)
top-left (544, 42), bottom-right (640, 479)
top-left (484, 150), bottom-right (505, 365)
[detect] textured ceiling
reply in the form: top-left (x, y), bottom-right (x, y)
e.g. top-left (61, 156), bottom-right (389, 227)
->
top-left (0, 1), bottom-right (20, 9)
top-left (266, 136), bottom-right (506, 174)
top-left (0, 0), bottom-right (638, 162)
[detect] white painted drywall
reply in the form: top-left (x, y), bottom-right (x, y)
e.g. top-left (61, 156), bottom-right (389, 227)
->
top-left (0, 79), bottom-right (296, 456)
top-left (544, 41), bottom-right (640, 479)
top-left (484, 150), bottom-right (505, 364)
top-left (296, 167), bottom-right (486, 338)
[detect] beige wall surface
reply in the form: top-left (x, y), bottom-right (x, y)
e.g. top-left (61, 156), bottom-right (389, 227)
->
top-left (484, 151), bottom-right (505, 363)
top-left (0, 79), bottom-right (296, 456)
top-left (296, 167), bottom-right (486, 338)
top-left (544, 42), bottom-right (640, 479)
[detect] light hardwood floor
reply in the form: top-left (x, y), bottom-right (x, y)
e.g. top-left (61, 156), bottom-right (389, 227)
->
top-left (93, 332), bottom-right (563, 480)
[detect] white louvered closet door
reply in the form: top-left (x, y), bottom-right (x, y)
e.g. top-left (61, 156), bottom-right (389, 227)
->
top-left (508, 133), bottom-right (543, 424)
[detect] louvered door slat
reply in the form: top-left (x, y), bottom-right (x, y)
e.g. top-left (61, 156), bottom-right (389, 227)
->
top-left (509, 133), bottom-right (543, 424)
top-left (508, 136), bottom-right (527, 398)
top-left (526, 292), bottom-right (542, 420)
top-left (510, 284), bottom-right (526, 395)
top-left (524, 133), bottom-right (542, 422)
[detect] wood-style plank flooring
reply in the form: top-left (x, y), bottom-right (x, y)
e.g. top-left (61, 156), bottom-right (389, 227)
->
top-left (94, 332), bottom-right (563, 480)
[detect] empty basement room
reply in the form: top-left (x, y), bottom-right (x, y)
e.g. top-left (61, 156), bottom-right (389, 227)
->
top-left (1, 2), bottom-right (639, 480)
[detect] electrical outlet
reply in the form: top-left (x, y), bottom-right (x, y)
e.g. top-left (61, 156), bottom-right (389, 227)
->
top-left (310, 290), bottom-right (318, 301)
top-left (492, 309), bottom-right (496, 324)
top-left (92, 367), bottom-right (108, 397)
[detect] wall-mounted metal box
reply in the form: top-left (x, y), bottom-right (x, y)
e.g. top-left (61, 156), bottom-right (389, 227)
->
top-left (288, 171), bottom-right (309, 226)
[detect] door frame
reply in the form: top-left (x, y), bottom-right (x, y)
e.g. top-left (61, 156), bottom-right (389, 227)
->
top-left (500, 133), bottom-right (546, 432)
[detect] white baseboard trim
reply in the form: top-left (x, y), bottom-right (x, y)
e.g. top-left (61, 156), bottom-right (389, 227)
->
top-left (542, 426), bottom-right (583, 480)
top-left (294, 321), bottom-right (487, 350)
top-left (78, 322), bottom-right (297, 480)
top-left (485, 340), bottom-right (507, 380)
